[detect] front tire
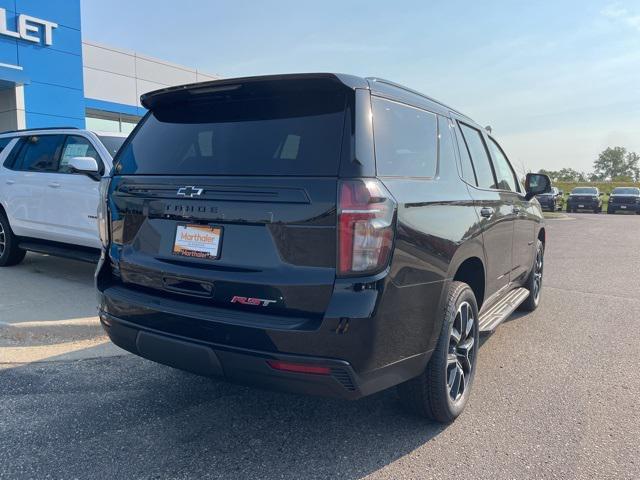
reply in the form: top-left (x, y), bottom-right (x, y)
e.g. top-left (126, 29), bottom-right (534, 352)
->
top-left (398, 281), bottom-right (479, 423)
top-left (0, 211), bottom-right (26, 267)
top-left (519, 239), bottom-right (544, 312)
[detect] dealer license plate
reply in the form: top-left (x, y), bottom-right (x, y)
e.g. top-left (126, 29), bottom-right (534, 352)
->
top-left (173, 224), bottom-right (222, 260)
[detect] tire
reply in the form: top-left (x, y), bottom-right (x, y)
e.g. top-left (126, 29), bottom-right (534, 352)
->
top-left (398, 281), bottom-right (479, 423)
top-left (0, 211), bottom-right (26, 267)
top-left (607, 208), bottom-right (613, 215)
top-left (519, 239), bottom-right (544, 312)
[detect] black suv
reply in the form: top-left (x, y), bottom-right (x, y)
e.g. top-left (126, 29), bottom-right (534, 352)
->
top-left (535, 186), bottom-right (563, 212)
top-left (566, 186), bottom-right (603, 213)
top-left (97, 74), bottom-right (550, 422)
top-left (607, 187), bottom-right (640, 214)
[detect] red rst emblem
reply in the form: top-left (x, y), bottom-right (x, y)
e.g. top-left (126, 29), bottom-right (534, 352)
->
top-left (230, 295), bottom-right (277, 307)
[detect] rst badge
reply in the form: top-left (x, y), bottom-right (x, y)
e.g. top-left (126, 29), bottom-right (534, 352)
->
top-left (231, 296), bottom-right (277, 307)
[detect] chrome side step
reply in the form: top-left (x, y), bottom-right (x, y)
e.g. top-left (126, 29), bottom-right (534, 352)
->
top-left (478, 287), bottom-right (530, 333)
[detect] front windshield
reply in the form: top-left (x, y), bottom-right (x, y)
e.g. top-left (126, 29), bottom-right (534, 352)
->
top-left (571, 187), bottom-right (597, 195)
top-left (611, 187), bottom-right (640, 195)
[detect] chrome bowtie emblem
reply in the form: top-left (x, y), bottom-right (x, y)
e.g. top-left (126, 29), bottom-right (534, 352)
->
top-left (177, 186), bottom-right (204, 197)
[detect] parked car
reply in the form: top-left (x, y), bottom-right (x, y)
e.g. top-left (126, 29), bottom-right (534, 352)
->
top-left (535, 186), bottom-right (564, 211)
top-left (566, 186), bottom-right (603, 213)
top-left (0, 127), bottom-right (127, 266)
top-left (607, 187), bottom-right (640, 214)
top-left (96, 74), bottom-right (550, 422)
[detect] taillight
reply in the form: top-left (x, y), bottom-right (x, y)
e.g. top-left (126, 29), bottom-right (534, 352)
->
top-left (337, 179), bottom-right (396, 276)
top-left (97, 177), bottom-right (110, 247)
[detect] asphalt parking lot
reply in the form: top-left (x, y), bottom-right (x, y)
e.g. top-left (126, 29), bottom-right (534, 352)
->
top-left (1, 213), bottom-right (639, 479)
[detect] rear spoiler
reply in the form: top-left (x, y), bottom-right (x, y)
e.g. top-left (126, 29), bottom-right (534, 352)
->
top-left (140, 73), bottom-right (369, 110)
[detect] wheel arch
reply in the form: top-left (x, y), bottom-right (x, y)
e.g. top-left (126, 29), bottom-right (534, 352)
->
top-left (452, 256), bottom-right (486, 311)
top-left (538, 226), bottom-right (546, 247)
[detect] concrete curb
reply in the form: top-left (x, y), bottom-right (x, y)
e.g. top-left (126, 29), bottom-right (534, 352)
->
top-left (0, 316), bottom-right (104, 346)
top-left (0, 338), bottom-right (128, 366)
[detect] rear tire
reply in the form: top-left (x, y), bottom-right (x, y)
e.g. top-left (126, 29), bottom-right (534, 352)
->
top-left (398, 281), bottom-right (479, 423)
top-left (0, 211), bottom-right (26, 267)
top-left (519, 239), bottom-right (544, 312)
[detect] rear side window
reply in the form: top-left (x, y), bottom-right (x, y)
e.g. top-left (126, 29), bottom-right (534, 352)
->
top-left (98, 135), bottom-right (125, 158)
top-left (487, 138), bottom-right (519, 192)
top-left (372, 97), bottom-right (437, 177)
top-left (115, 91), bottom-right (347, 176)
top-left (458, 124), bottom-right (496, 189)
top-left (14, 135), bottom-right (65, 172)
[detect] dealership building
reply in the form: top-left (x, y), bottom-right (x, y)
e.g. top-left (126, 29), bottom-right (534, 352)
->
top-left (0, 0), bottom-right (219, 133)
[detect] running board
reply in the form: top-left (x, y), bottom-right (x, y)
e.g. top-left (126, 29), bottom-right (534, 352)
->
top-left (478, 287), bottom-right (530, 333)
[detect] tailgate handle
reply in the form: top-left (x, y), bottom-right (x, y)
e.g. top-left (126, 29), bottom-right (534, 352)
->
top-left (162, 277), bottom-right (214, 298)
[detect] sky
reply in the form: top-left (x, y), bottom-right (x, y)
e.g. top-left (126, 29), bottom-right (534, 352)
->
top-left (80, 0), bottom-right (640, 175)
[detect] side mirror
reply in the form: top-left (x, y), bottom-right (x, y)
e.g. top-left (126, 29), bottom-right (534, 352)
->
top-left (524, 173), bottom-right (551, 201)
top-left (558, 190), bottom-right (563, 196)
top-left (67, 156), bottom-right (100, 178)
top-left (599, 192), bottom-right (604, 196)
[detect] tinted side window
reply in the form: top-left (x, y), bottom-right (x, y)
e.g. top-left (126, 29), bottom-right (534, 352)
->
top-left (453, 125), bottom-right (477, 185)
top-left (372, 97), bottom-right (438, 177)
top-left (2, 138), bottom-right (24, 169)
top-left (59, 136), bottom-right (101, 174)
top-left (487, 138), bottom-right (519, 192)
top-left (437, 115), bottom-right (458, 179)
top-left (0, 137), bottom-right (12, 153)
top-left (15, 135), bottom-right (65, 172)
top-left (458, 124), bottom-right (496, 189)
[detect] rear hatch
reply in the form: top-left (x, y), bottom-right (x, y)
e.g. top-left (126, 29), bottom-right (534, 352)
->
top-left (107, 76), bottom-right (353, 320)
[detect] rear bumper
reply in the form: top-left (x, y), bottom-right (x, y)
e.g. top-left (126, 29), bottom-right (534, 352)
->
top-left (97, 282), bottom-right (434, 400)
top-left (100, 312), bottom-right (368, 399)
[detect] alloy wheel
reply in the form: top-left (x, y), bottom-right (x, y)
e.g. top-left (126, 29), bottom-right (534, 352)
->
top-left (447, 301), bottom-right (476, 403)
top-left (533, 246), bottom-right (544, 302)
top-left (0, 221), bottom-right (5, 256)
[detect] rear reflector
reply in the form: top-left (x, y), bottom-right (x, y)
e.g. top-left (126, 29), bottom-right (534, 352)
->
top-left (267, 360), bottom-right (331, 375)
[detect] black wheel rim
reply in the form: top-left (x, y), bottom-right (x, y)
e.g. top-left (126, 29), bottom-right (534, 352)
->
top-left (447, 301), bottom-right (476, 403)
top-left (0, 221), bottom-right (5, 256)
top-left (533, 246), bottom-right (544, 302)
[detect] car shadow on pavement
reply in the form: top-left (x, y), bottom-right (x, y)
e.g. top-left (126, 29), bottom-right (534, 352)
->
top-left (1, 348), bottom-right (447, 479)
top-left (0, 253), bottom-right (98, 324)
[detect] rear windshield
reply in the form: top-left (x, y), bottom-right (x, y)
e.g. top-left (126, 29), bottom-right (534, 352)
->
top-left (114, 91), bottom-right (347, 176)
top-left (98, 135), bottom-right (126, 158)
top-left (612, 187), bottom-right (640, 195)
top-left (572, 187), bottom-right (597, 194)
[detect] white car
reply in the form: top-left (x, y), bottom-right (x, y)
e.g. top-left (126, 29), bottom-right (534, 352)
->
top-left (0, 127), bottom-right (127, 266)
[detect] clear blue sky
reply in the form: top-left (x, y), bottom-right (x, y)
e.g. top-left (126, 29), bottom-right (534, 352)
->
top-left (81, 0), bottom-right (640, 174)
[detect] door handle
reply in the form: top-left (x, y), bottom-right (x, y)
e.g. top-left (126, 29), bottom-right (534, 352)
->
top-left (480, 207), bottom-right (494, 218)
top-left (48, 182), bottom-right (61, 188)
top-left (5, 180), bottom-right (15, 185)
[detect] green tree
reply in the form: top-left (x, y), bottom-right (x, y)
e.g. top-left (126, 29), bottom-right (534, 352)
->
top-left (593, 147), bottom-right (628, 180)
top-left (625, 151), bottom-right (640, 181)
top-left (539, 168), bottom-right (587, 182)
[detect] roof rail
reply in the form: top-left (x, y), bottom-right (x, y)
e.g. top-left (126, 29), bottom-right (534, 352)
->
top-left (0, 126), bottom-right (80, 135)
top-left (365, 77), bottom-right (471, 119)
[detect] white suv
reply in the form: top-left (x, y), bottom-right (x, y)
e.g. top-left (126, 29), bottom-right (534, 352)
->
top-left (0, 127), bottom-right (127, 266)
